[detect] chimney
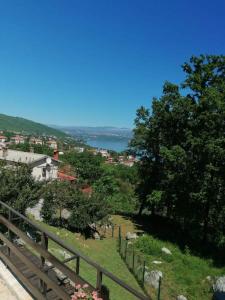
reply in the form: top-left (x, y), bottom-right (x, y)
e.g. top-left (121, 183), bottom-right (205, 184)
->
top-left (53, 149), bottom-right (59, 160)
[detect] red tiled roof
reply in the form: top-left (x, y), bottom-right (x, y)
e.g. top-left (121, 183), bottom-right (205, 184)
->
top-left (58, 172), bottom-right (77, 182)
top-left (82, 186), bottom-right (93, 195)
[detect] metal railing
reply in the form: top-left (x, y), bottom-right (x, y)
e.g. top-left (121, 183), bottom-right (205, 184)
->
top-left (0, 200), bottom-right (150, 300)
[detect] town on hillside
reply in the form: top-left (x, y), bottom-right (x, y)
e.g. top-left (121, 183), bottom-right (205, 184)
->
top-left (0, 130), bottom-right (138, 182)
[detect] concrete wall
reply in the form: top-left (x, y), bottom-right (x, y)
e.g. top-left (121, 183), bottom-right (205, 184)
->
top-left (32, 162), bottom-right (58, 181)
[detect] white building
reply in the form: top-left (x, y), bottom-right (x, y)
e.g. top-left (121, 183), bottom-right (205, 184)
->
top-left (47, 140), bottom-right (57, 149)
top-left (11, 135), bottom-right (25, 144)
top-left (0, 148), bottom-right (59, 181)
top-left (95, 149), bottom-right (110, 158)
top-left (0, 136), bottom-right (6, 143)
top-left (74, 147), bottom-right (84, 153)
top-left (30, 137), bottom-right (43, 145)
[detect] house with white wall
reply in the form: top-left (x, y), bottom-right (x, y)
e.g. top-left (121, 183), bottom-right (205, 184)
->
top-left (0, 148), bottom-right (60, 181)
top-left (0, 135), bottom-right (7, 143)
top-left (47, 140), bottom-right (57, 149)
top-left (11, 135), bottom-right (25, 144)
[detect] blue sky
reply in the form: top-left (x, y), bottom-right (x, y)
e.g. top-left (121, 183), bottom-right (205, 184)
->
top-left (0, 0), bottom-right (224, 128)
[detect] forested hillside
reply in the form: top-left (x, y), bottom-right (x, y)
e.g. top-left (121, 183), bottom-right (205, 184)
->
top-left (0, 113), bottom-right (66, 137)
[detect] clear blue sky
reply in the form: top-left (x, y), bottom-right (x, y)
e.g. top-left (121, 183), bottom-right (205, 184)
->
top-left (0, 0), bottom-right (224, 128)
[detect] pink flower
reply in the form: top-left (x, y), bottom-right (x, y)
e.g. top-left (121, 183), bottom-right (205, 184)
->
top-left (75, 284), bottom-right (81, 290)
top-left (83, 283), bottom-right (89, 289)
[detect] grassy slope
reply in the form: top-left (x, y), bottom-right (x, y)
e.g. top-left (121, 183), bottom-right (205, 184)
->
top-left (135, 236), bottom-right (225, 300)
top-left (113, 216), bottom-right (225, 300)
top-left (0, 113), bottom-right (66, 137)
top-left (38, 221), bottom-right (144, 300)
top-left (37, 215), bottom-right (224, 300)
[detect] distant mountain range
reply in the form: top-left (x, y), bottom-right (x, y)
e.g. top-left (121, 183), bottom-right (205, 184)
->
top-left (51, 125), bottom-right (133, 140)
top-left (0, 114), bottom-right (67, 138)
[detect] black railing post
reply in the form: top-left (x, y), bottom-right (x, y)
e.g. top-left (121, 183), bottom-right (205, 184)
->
top-left (96, 269), bottom-right (103, 291)
top-left (112, 224), bottom-right (114, 238)
top-left (40, 232), bottom-right (48, 295)
top-left (142, 261), bottom-right (146, 287)
top-left (132, 247), bottom-right (135, 270)
top-left (124, 240), bottom-right (128, 261)
top-left (76, 256), bottom-right (80, 275)
top-left (118, 225), bottom-right (121, 251)
top-left (7, 210), bottom-right (12, 257)
top-left (157, 276), bottom-right (162, 300)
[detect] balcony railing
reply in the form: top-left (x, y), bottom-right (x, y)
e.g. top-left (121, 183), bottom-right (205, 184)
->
top-left (0, 200), bottom-right (150, 300)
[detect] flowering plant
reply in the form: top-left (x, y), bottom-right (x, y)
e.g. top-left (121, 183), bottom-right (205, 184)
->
top-left (71, 284), bottom-right (103, 300)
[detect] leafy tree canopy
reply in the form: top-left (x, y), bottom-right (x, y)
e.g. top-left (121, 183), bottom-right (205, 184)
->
top-left (0, 164), bottom-right (42, 213)
top-left (130, 55), bottom-right (225, 248)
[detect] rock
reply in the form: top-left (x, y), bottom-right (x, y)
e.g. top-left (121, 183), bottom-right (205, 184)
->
top-left (13, 238), bottom-right (25, 246)
top-left (126, 232), bottom-right (138, 240)
top-left (177, 296), bottom-right (187, 300)
top-left (61, 209), bottom-right (71, 220)
top-left (213, 276), bottom-right (225, 300)
top-left (144, 270), bottom-right (162, 289)
top-left (161, 247), bottom-right (172, 255)
top-left (26, 198), bottom-right (44, 221)
top-left (90, 223), bottom-right (96, 229)
top-left (206, 275), bottom-right (211, 281)
top-left (55, 269), bottom-right (66, 281)
top-left (45, 261), bottom-right (52, 268)
top-left (58, 250), bottom-right (71, 259)
top-left (26, 231), bottom-right (36, 241)
top-left (152, 260), bottom-right (162, 264)
top-left (93, 232), bottom-right (100, 240)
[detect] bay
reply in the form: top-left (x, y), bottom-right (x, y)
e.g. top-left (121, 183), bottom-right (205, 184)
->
top-left (87, 137), bottom-right (130, 152)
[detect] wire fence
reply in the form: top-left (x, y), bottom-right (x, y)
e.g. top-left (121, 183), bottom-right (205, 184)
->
top-left (118, 228), bottom-right (162, 300)
top-left (95, 223), bottom-right (163, 300)
top-left (96, 223), bottom-right (140, 239)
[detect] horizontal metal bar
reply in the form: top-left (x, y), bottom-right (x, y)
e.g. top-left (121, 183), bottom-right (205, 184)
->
top-left (0, 250), bottom-right (45, 300)
top-left (0, 232), bottom-right (71, 300)
top-left (0, 215), bottom-right (90, 290)
top-left (11, 216), bottom-right (21, 221)
top-left (44, 255), bottom-right (77, 272)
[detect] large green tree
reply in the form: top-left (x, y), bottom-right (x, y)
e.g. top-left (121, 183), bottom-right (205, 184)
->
top-left (0, 163), bottom-right (42, 213)
top-left (130, 55), bottom-right (225, 247)
top-left (41, 180), bottom-right (110, 231)
top-left (62, 151), bottom-right (104, 184)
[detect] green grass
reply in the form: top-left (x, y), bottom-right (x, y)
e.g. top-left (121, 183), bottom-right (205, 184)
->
top-left (38, 221), bottom-right (144, 300)
top-left (36, 215), bottom-right (225, 300)
top-left (134, 235), bottom-right (225, 300)
top-left (106, 215), bottom-right (225, 300)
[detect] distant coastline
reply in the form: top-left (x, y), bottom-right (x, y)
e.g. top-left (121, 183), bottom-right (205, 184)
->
top-left (50, 125), bottom-right (133, 152)
top-left (87, 136), bottom-right (130, 152)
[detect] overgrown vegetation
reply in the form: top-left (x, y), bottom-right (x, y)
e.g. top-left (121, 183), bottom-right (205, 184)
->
top-left (0, 163), bottom-right (41, 213)
top-left (61, 151), bottom-right (139, 213)
top-left (134, 235), bottom-right (225, 299)
top-left (41, 180), bottom-right (110, 233)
